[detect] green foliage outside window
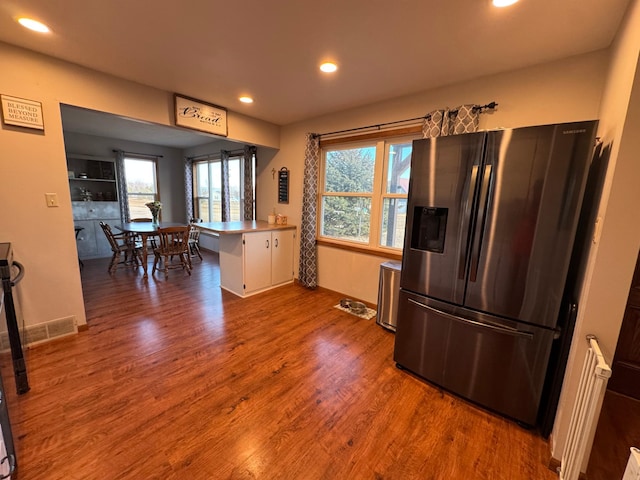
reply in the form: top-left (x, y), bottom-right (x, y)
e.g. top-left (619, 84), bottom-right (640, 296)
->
top-left (322, 147), bottom-right (375, 243)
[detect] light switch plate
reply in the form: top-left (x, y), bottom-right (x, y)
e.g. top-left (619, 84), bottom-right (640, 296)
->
top-left (45, 193), bottom-right (59, 207)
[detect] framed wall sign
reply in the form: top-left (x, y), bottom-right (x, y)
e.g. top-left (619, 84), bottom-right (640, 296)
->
top-left (1, 94), bottom-right (44, 130)
top-left (174, 94), bottom-right (227, 137)
top-left (278, 167), bottom-right (289, 204)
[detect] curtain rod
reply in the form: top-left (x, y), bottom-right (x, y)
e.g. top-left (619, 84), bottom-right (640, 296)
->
top-left (188, 152), bottom-right (219, 161)
top-left (112, 149), bottom-right (164, 159)
top-left (314, 101), bottom-right (498, 138)
top-left (221, 148), bottom-right (247, 156)
top-left (188, 148), bottom-right (247, 161)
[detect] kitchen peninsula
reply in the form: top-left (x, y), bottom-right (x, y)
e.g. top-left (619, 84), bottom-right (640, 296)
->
top-left (200, 221), bottom-right (296, 297)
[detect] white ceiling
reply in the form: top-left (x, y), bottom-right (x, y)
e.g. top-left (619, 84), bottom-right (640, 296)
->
top-left (0, 0), bottom-right (632, 147)
top-left (60, 104), bottom-right (220, 149)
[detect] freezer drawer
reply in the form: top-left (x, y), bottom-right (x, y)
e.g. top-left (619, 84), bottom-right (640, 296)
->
top-left (394, 290), bottom-right (556, 425)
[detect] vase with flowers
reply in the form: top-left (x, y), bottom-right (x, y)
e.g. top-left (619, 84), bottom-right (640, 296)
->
top-left (146, 201), bottom-right (162, 224)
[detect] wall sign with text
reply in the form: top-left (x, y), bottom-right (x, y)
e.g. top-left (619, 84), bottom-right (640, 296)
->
top-left (174, 94), bottom-right (227, 137)
top-left (1, 94), bottom-right (44, 130)
top-left (278, 167), bottom-right (289, 204)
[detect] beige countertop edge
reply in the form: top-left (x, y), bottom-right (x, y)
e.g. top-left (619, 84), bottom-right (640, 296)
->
top-left (199, 221), bottom-right (296, 235)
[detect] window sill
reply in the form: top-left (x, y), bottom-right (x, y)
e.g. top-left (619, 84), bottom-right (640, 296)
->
top-left (316, 238), bottom-right (402, 261)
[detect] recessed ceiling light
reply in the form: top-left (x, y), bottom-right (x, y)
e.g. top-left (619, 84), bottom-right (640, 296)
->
top-left (17, 18), bottom-right (50, 33)
top-left (239, 96), bottom-right (254, 104)
top-left (492, 0), bottom-right (519, 6)
top-left (320, 62), bottom-right (338, 73)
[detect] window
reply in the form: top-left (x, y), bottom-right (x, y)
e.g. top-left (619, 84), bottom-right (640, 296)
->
top-left (194, 160), bottom-right (221, 221)
top-left (124, 157), bottom-right (159, 219)
top-left (193, 153), bottom-right (255, 222)
top-left (319, 135), bottom-right (415, 253)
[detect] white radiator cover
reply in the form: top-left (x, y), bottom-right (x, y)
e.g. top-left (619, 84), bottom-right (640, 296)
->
top-left (559, 335), bottom-right (612, 480)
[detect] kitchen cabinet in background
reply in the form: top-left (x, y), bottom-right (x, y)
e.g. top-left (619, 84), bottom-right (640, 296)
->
top-left (73, 201), bottom-right (120, 260)
top-left (66, 153), bottom-right (118, 202)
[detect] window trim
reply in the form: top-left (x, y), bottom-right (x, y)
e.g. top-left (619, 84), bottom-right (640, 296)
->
top-left (124, 155), bottom-right (160, 220)
top-left (317, 132), bottom-right (418, 257)
top-left (192, 153), bottom-right (250, 222)
top-left (193, 156), bottom-right (222, 222)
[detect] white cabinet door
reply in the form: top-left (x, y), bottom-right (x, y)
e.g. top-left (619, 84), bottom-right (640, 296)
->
top-left (243, 231), bottom-right (272, 294)
top-left (271, 229), bottom-right (294, 286)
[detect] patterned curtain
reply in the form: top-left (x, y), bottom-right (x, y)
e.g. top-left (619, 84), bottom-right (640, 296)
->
top-left (299, 134), bottom-right (320, 288)
top-left (221, 150), bottom-right (231, 221)
top-left (422, 109), bottom-right (449, 138)
top-left (449, 104), bottom-right (480, 135)
top-left (115, 150), bottom-right (130, 222)
top-left (422, 104), bottom-right (480, 138)
top-left (243, 145), bottom-right (257, 220)
top-left (184, 156), bottom-right (194, 222)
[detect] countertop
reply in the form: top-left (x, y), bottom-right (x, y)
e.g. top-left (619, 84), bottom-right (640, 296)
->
top-left (199, 220), bottom-right (296, 234)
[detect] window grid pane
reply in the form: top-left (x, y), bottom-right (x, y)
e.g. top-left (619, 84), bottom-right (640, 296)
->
top-left (124, 158), bottom-right (158, 220)
top-left (325, 147), bottom-right (376, 193)
top-left (319, 135), bottom-right (418, 251)
top-left (128, 193), bottom-right (158, 219)
top-left (380, 197), bottom-right (407, 249)
top-left (321, 196), bottom-right (372, 243)
top-left (386, 142), bottom-right (412, 195)
top-left (229, 158), bottom-right (241, 221)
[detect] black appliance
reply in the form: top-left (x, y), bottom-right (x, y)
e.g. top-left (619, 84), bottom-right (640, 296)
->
top-left (393, 120), bottom-right (598, 426)
top-left (0, 243), bottom-right (29, 395)
top-left (0, 371), bottom-right (16, 478)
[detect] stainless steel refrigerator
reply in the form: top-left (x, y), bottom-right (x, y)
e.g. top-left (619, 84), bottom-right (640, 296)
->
top-left (393, 120), bottom-right (598, 426)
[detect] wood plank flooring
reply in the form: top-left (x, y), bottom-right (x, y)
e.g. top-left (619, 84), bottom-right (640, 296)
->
top-left (0, 251), bottom-right (558, 480)
top-left (588, 390), bottom-right (640, 480)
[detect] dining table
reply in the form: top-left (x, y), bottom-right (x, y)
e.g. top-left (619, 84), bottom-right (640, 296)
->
top-left (116, 222), bottom-right (187, 278)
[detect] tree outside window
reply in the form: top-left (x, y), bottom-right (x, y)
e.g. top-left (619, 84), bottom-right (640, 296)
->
top-left (319, 135), bottom-right (415, 252)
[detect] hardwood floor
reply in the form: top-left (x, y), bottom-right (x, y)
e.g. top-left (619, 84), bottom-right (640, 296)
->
top-left (0, 251), bottom-right (558, 480)
top-left (588, 390), bottom-right (640, 480)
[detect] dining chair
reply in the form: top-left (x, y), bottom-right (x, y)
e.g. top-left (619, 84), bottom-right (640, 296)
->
top-left (152, 225), bottom-right (192, 279)
top-left (99, 222), bottom-right (143, 274)
top-left (188, 223), bottom-right (203, 261)
top-left (75, 226), bottom-right (84, 270)
top-left (130, 218), bottom-right (158, 249)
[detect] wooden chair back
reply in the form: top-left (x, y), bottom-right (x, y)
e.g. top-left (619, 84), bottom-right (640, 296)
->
top-left (99, 221), bottom-right (123, 252)
top-left (188, 225), bottom-right (201, 243)
top-left (98, 221), bottom-right (141, 274)
top-left (156, 225), bottom-right (191, 255)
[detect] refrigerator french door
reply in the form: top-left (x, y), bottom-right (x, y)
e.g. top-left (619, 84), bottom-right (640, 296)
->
top-left (394, 121), bottom-right (598, 426)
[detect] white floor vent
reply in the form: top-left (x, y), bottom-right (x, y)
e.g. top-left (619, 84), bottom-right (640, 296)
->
top-left (0, 316), bottom-right (77, 351)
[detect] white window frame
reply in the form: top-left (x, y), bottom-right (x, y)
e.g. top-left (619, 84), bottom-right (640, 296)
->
top-left (124, 156), bottom-right (159, 219)
top-left (193, 157), bottom-right (221, 222)
top-left (318, 133), bottom-right (418, 256)
top-left (192, 154), bottom-right (249, 222)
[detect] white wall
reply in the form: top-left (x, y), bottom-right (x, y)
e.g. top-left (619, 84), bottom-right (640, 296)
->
top-left (265, 50), bottom-right (608, 303)
top-left (0, 41), bottom-right (279, 328)
top-left (550, 0), bottom-right (640, 464)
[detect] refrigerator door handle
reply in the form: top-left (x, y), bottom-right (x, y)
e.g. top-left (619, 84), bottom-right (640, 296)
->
top-left (458, 165), bottom-right (479, 280)
top-left (408, 298), bottom-right (534, 340)
top-left (469, 164), bottom-right (492, 282)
